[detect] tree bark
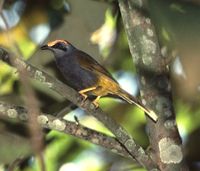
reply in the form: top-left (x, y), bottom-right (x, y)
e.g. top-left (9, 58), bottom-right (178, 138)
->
top-left (118, 0), bottom-right (188, 170)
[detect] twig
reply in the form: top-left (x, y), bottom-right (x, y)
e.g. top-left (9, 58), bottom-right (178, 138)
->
top-left (0, 48), bottom-right (157, 170)
top-left (118, 0), bottom-right (188, 170)
top-left (54, 103), bottom-right (77, 117)
top-left (0, 0), bottom-right (4, 13)
top-left (7, 157), bottom-right (26, 171)
top-left (0, 101), bottom-right (133, 159)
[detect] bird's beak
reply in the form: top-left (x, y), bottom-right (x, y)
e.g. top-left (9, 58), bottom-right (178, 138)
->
top-left (40, 44), bottom-right (49, 50)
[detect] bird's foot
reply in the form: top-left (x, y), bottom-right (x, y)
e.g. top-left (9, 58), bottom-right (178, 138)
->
top-left (80, 93), bottom-right (87, 101)
top-left (91, 100), bottom-right (99, 109)
top-left (78, 92), bottom-right (89, 108)
top-left (91, 96), bottom-right (100, 109)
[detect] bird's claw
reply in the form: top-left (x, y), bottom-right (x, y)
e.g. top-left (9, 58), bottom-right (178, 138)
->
top-left (78, 93), bottom-right (88, 107)
top-left (91, 100), bottom-right (99, 109)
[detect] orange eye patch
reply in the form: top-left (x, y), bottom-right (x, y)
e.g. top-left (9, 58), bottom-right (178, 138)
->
top-left (47, 40), bottom-right (68, 47)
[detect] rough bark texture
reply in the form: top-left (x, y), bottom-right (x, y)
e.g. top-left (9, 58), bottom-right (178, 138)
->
top-left (0, 101), bottom-right (133, 159)
top-left (118, 0), bottom-right (188, 170)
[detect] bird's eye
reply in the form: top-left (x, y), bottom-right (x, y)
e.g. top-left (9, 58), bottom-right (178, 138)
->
top-left (52, 43), bottom-right (67, 51)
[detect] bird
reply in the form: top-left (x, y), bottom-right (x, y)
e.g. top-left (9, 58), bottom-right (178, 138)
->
top-left (40, 40), bottom-right (158, 121)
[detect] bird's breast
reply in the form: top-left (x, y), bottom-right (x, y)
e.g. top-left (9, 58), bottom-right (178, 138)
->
top-left (55, 56), bottom-right (98, 91)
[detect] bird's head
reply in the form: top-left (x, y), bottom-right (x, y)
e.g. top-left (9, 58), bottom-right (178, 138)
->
top-left (41, 39), bottom-right (75, 57)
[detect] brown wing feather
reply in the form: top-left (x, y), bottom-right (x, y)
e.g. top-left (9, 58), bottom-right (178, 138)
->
top-left (75, 50), bottom-right (118, 83)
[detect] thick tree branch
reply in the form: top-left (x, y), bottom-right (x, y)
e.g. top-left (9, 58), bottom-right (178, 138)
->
top-left (0, 101), bottom-right (132, 159)
top-left (118, 0), bottom-right (188, 170)
top-left (0, 48), bottom-right (157, 169)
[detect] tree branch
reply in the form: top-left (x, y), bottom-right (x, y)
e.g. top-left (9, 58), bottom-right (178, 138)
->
top-left (0, 101), bottom-right (132, 159)
top-left (118, 0), bottom-right (188, 170)
top-left (0, 48), bottom-right (157, 169)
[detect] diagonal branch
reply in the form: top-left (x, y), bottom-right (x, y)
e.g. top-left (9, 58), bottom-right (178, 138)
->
top-left (0, 101), bottom-right (132, 159)
top-left (0, 48), bottom-right (157, 170)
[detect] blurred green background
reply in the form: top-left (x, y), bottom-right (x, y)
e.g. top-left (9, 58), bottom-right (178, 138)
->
top-left (0, 0), bottom-right (200, 170)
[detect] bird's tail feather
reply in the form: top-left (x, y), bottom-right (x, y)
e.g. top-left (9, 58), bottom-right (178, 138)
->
top-left (117, 89), bottom-right (158, 121)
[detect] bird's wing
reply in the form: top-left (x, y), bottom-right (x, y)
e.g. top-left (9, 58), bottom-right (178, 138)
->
top-left (75, 50), bottom-right (118, 83)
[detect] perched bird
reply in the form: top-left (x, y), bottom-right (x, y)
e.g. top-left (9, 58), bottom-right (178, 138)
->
top-left (41, 40), bottom-right (158, 121)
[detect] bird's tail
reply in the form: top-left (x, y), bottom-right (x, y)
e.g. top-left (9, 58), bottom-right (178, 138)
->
top-left (117, 88), bottom-right (158, 121)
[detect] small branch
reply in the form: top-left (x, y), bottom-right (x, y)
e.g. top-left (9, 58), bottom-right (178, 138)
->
top-left (0, 0), bottom-right (4, 12)
top-left (7, 157), bottom-right (27, 171)
top-left (0, 101), bottom-right (132, 159)
top-left (54, 103), bottom-right (77, 117)
top-left (0, 48), bottom-right (157, 169)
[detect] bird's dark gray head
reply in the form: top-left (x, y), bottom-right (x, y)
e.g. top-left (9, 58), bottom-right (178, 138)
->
top-left (40, 39), bottom-right (75, 58)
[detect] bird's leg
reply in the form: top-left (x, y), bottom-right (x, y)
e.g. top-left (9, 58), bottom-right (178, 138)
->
top-left (78, 87), bottom-right (97, 102)
top-left (92, 96), bottom-right (101, 108)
